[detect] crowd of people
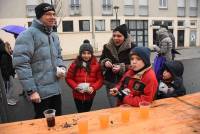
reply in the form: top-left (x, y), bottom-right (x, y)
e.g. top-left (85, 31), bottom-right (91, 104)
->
top-left (0, 3), bottom-right (186, 119)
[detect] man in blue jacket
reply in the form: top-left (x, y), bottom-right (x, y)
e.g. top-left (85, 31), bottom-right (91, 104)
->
top-left (13, 3), bottom-right (66, 118)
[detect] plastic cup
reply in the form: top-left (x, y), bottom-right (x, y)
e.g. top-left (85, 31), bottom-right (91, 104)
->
top-left (43, 109), bottom-right (56, 127)
top-left (99, 113), bottom-right (109, 129)
top-left (121, 108), bottom-right (131, 123)
top-left (78, 119), bottom-right (88, 134)
top-left (139, 101), bottom-right (151, 120)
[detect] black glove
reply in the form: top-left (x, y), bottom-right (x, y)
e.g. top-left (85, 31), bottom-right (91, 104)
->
top-left (116, 90), bottom-right (126, 101)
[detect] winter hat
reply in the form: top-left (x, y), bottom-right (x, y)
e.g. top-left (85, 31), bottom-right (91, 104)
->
top-left (130, 47), bottom-right (151, 67)
top-left (79, 40), bottom-right (93, 55)
top-left (113, 24), bottom-right (128, 38)
top-left (164, 61), bottom-right (184, 78)
top-left (35, 3), bottom-right (55, 19)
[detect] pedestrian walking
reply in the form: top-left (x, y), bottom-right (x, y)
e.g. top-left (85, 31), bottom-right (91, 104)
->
top-left (110, 47), bottom-right (158, 106)
top-left (66, 40), bottom-right (103, 113)
top-left (153, 25), bottom-right (173, 81)
top-left (13, 3), bottom-right (66, 118)
top-left (99, 24), bottom-right (135, 107)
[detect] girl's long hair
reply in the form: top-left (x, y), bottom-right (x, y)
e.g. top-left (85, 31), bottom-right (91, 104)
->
top-left (73, 55), bottom-right (93, 76)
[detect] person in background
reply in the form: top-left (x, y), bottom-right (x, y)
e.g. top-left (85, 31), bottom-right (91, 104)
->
top-left (157, 60), bottom-right (186, 99)
top-left (0, 41), bottom-right (17, 105)
top-left (13, 3), bottom-right (66, 118)
top-left (159, 25), bottom-right (180, 60)
top-left (153, 25), bottom-right (173, 81)
top-left (99, 24), bottom-right (134, 107)
top-left (66, 40), bottom-right (103, 113)
top-left (110, 47), bottom-right (158, 107)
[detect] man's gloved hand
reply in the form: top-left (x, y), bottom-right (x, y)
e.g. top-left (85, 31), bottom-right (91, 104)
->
top-left (56, 67), bottom-right (66, 79)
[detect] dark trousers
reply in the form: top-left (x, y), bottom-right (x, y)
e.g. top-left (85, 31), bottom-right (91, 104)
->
top-left (33, 94), bottom-right (62, 119)
top-left (74, 98), bottom-right (94, 113)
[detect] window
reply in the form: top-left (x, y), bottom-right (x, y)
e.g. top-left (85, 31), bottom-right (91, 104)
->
top-left (153, 21), bottom-right (162, 26)
top-left (62, 21), bottom-right (73, 32)
top-left (79, 20), bottom-right (90, 31)
top-left (43, 0), bottom-right (55, 5)
top-left (95, 20), bottom-right (105, 31)
top-left (159, 0), bottom-right (168, 9)
top-left (26, 0), bottom-right (39, 17)
top-left (125, 20), bottom-right (148, 47)
top-left (70, 0), bottom-right (81, 15)
top-left (102, 0), bottom-right (113, 15)
top-left (178, 21), bottom-right (184, 26)
top-left (110, 20), bottom-right (120, 30)
top-left (124, 0), bottom-right (134, 16)
top-left (163, 21), bottom-right (172, 26)
top-left (190, 30), bottom-right (196, 46)
top-left (189, 0), bottom-right (197, 17)
top-left (177, 0), bottom-right (185, 16)
top-left (190, 20), bottom-right (196, 26)
top-left (139, 0), bottom-right (148, 16)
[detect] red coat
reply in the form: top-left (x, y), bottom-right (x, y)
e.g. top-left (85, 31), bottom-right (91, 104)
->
top-left (66, 57), bottom-right (103, 101)
top-left (115, 67), bottom-right (158, 107)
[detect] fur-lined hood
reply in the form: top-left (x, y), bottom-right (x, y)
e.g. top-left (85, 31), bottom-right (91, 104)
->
top-left (105, 35), bottom-right (133, 61)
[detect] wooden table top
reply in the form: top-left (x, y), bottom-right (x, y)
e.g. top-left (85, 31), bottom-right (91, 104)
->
top-left (0, 92), bottom-right (200, 134)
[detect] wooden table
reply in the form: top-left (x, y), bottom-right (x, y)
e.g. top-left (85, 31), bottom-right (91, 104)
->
top-left (0, 92), bottom-right (200, 134)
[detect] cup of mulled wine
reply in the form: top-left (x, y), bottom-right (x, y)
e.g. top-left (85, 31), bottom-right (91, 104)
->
top-left (43, 109), bottom-right (56, 127)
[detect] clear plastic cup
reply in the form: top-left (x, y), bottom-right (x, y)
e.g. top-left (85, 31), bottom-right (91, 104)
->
top-left (99, 113), bottom-right (109, 129)
top-left (78, 119), bottom-right (88, 134)
top-left (43, 109), bottom-right (56, 127)
top-left (121, 108), bottom-right (131, 123)
top-left (139, 101), bottom-right (151, 120)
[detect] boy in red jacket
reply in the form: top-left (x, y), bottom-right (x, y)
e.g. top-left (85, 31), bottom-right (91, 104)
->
top-left (110, 47), bottom-right (158, 106)
top-left (66, 40), bottom-right (103, 113)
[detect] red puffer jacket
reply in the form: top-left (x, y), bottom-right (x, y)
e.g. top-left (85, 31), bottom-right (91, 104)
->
top-left (115, 67), bottom-right (158, 107)
top-left (66, 57), bottom-right (103, 101)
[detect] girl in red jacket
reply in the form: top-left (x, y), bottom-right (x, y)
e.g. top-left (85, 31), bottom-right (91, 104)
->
top-left (66, 40), bottom-right (103, 113)
top-left (110, 47), bottom-right (158, 107)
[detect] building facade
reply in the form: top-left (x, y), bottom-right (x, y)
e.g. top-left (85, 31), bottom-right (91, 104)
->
top-left (0, 0), bottom-right (199, 55)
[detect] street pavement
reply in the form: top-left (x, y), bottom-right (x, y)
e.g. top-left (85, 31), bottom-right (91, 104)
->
top-left (4, 47), bottom-right (200, 123)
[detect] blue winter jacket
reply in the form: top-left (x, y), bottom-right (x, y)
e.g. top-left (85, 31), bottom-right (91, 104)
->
top-left (13, 20), bottom-right (65, 99)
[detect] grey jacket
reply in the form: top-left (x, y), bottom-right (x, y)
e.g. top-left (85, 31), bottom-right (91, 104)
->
top-left (13, 20), bottom-right (65, 99)
top-left (156, 28), bottom-right (173, 61)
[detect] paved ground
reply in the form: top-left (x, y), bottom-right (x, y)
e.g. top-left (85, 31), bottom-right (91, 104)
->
top-left (3, 47), bottom-right (200, 123)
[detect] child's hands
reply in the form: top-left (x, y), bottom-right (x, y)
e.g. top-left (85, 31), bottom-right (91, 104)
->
top-left (112, 64), bottom-right (120, 73)
top-left (109, 88), bottom-right (118, 96)
top-left (105, 61), bottom-right (113, 68)
top-left (86, 87), bottom-right (94, 94)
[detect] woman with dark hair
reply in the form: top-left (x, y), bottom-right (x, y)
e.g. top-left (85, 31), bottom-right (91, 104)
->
top-left (99, 24), bottom-right (134, 107)
top-left (66, 40), bottom-right (103, 113)
top-left (0, 40), bottom-right (17, 105)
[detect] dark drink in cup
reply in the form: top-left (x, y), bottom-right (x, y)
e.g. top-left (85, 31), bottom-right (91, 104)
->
top-left (43, 109), bottom-right (56, 127)
top-left (47, 117), bottom-right (55, 127)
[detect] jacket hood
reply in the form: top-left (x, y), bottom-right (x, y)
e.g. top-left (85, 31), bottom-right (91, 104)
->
top-left (31, 19), bottom-right (53, 35)
top-left (105, 34), bottom-right (133, 61)
top-left (164, 61), bottom-right (184, 78)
